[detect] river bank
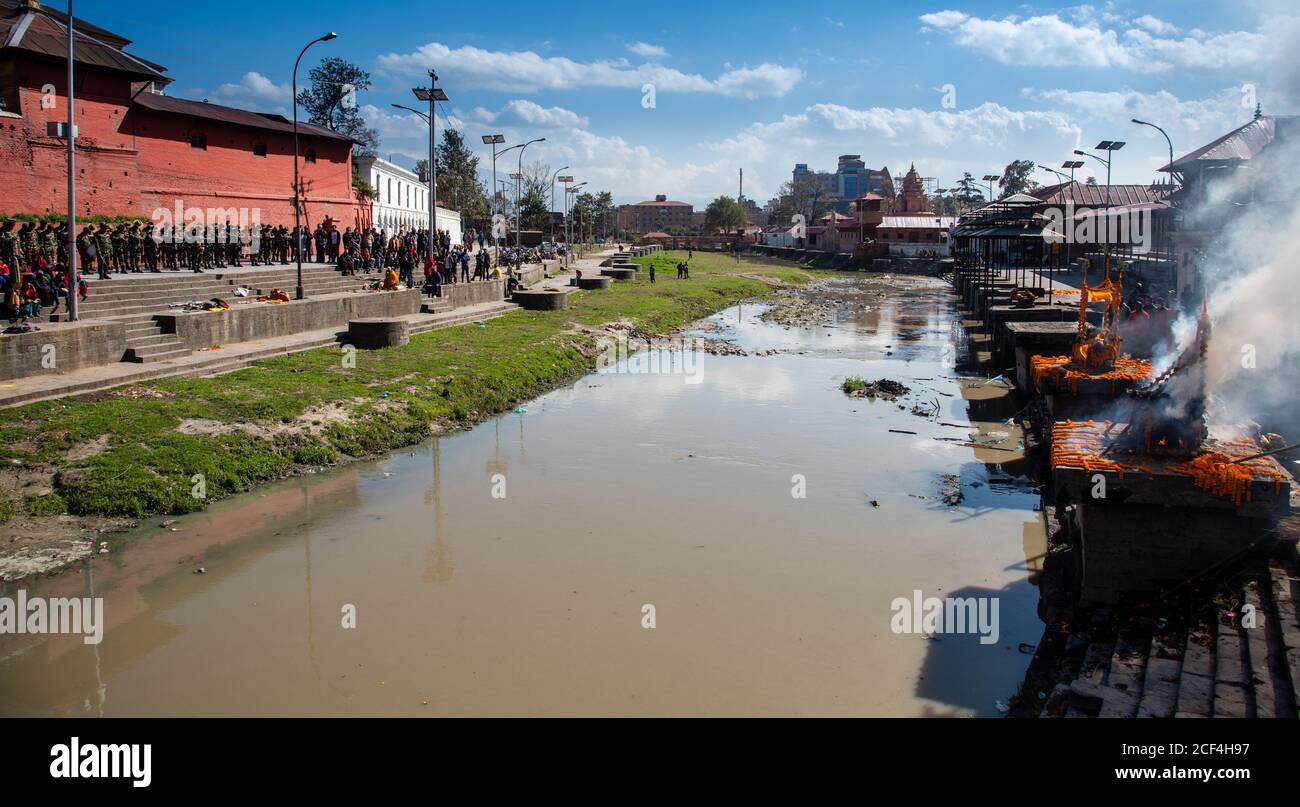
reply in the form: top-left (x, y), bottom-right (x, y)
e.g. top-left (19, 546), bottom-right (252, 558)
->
top-left (0, 252), bottom-right (829, 582)
top-left (0, 266), bottom-right (1044, 716)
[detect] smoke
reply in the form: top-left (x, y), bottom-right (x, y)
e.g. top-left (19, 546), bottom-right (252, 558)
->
top-left (1167, 111), bottom-right (1300, 439)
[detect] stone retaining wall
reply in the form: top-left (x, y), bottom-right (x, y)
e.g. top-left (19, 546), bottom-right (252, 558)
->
top-left (157, 290), bottom-right (422, 349)
top-left (0, 319), bottom-right (128, 380)
top-left (440, 280), bottom-right (504, 307)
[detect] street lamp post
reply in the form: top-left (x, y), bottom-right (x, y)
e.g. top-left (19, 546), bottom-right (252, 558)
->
top-left (549, 165), bottom-right (568, 241)
top-left (514, 138), bottom-right (545, 249)
top-left (65, 0), bottom-right (78, 320)
top-left (1061, 160), bottom-right (1085, 201)
top-left (391, 103), bottom-right (434, 253)
top-left (413, 71), bottom-right (447, 261)
top-left (1075, 140), bottom-right (1124, 273)
top-left (565, 182), bottom-right (585, 268)
top-left (982, 174), bottom-right (1001, 202)
top-left (293, 32), bottom-right (337, 300)
top-left (557, 174), bottom-right (573, 249)
top-left (482, 134), bottom-right (505, 222)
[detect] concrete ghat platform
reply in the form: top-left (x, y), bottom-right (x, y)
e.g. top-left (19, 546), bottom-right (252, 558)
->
top-left (600, 267), bottom-right (636, 281)
top-left (511, 287), bottom-right (573, 310)
top-left (1007, 322), bottom-right (1078, 391)
top-left (348, 318), bottom-right (410, 349)
top-left (577, 276), bottom-right (612, 290)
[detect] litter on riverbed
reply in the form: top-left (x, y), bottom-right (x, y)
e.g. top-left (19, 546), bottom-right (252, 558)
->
top-left (514, 407), bottom-right (528, 414)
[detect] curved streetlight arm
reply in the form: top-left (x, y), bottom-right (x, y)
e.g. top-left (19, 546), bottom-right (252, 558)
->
top-left (392, 103), bottom-right (431, 124)
top-left (1132, 118), bottom-right (1176, 185)
top-left (292, 32), bottom-right (337, 300)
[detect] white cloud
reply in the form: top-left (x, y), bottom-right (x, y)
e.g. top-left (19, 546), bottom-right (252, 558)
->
top-left (470, 99), bottom-right (589, 129)
top-left (1021, 86), bottom-right (1251, 172)
top-left (376, 42), bottom-right (802, 98)
top-left (1133, 14), bottom-right (1179, 36)
top-left (627, 41), bottom-right (668, 59)
top-left (200, 71), bottom-right (291, 113)
top-left (918, 10), bottom-right (1268, 73)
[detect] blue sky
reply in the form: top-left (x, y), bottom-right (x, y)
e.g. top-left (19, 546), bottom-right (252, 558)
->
top-left (100, 0), bottom-right (1297, 206)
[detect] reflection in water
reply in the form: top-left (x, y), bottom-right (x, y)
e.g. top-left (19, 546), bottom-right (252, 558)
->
top-left (0, 276), bottom-right (1043, 717)
top-left (424, 439), bottom-right (453, 584)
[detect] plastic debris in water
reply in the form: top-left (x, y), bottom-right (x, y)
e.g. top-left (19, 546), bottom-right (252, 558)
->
top-left (514, 407), bottom-right (528, 414)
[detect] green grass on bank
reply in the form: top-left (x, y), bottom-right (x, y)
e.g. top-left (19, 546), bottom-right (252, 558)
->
top-left (2, 251), bottom-right (825, 519)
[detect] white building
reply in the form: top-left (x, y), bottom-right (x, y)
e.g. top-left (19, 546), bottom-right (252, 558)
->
top-left (355, 155), bottom-right (462, 246)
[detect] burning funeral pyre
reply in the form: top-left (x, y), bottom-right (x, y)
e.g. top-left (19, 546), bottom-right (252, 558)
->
top-left (1030, 265), bottom-right (1153, 395)
top-left (1048, 294), bottom-right (1290, 509)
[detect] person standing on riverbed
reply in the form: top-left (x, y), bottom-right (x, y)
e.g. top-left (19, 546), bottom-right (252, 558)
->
top-left (648, 262), bottom-right (656, 284)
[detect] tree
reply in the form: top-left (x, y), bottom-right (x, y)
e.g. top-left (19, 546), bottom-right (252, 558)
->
top-left (998, 159), bottom-right (1039, 197)
top-left (954, 172), bottom-right (985, 209)
top-left (704, 196), bottom-right (747, 234)
top-left (434, 129), bottom-right (488, 219)
top-left (570, 192), bottom-right (597, 242)
top-left (295, 57), bottom-right (379, 157)
top-left (774, 174), bottom-right (832, 225)
top-left (764, 196), bottom-right (796, 230)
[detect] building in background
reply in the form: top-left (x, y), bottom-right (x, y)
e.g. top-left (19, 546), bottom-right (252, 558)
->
top-left (354, 155), bottom-right (461, 243)
top-left (1156, 113), bottom-right (1296, 299)
top-left (739, 197), bottom-right (764, 225)
top-left (795, 159), bottom-right (895, 215)
top-left (0, 0), bottom-right (358, 227)
top-left (792, 163), bottom-right (836, 198)
top-left (617, 194), bottom-right (694, 234)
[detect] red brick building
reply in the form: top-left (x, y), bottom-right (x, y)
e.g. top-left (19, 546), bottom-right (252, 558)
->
top-left (617, 195), bottom-right (694, 234)
top-left (0, 0), bottom-right (358, 227)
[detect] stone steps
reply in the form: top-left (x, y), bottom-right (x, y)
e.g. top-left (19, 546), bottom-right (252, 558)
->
top-left (1036, 548), bottom-right (1300, 718)
top-left (52, 266), bottom-right (369, 322)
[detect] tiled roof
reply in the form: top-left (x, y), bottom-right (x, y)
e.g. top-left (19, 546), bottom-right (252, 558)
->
top-left (133, 92), bottom-right (356, 143)
top-left (0, 4), bottom-right (168, 82)
top-left (1030, 182), bottom-right (1173, 207)
top-left (878, 215), bottom-right (958, 229)
top-left (1161, 115), bottom-right (1297, 171)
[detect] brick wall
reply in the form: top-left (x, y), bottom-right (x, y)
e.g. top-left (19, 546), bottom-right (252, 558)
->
top-left (0, 57), bottom-right (358, 228)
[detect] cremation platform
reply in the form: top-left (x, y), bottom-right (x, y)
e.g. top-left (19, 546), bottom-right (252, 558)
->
top-left (1050, 419), bottom-right (1291, 517)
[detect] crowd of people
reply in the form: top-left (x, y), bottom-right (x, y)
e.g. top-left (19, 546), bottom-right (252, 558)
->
top-left (0, 220), bottom-right (88, 327)
top-left (0, 216), bottom-right (550, 324)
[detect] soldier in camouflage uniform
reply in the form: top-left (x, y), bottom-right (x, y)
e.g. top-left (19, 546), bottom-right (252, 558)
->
top-left (0, 221), bottom-right (18, 269)
top-left (16, 222), bottom-right (36, 270)
top-left (226, 223), bottom-right (242, 267)
top-left (143, 221), bottom-right (159, 271)
top-left (128, 223), bottom-right (144, 272)
top-left (108, 224), bottom-right (124, 273)
top-left (94, 224), bottom-right (113, 278)
top-left (53, 222), bottom-right (69, 269)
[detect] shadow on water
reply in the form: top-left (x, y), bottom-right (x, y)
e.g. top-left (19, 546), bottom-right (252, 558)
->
top-left (912, 578), bottom-right (1041, 715)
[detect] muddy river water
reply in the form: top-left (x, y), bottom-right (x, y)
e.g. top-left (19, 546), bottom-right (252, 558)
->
top-left (0, 275), bottom-right (1045, 716)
